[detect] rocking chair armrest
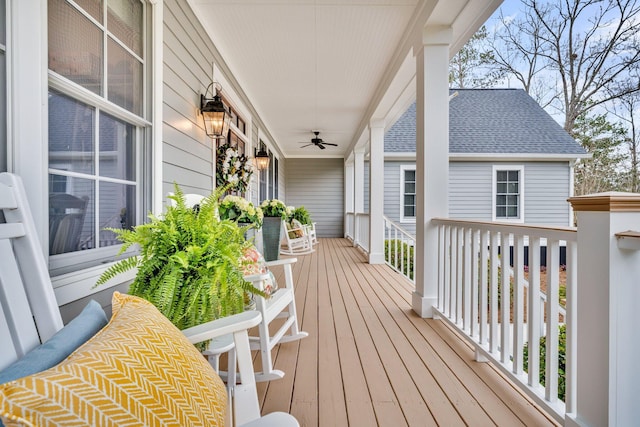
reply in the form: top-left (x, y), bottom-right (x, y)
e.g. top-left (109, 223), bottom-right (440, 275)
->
top-left (182, 311), bottom-right (262, 345)
top-left (265, 258), bottom-right (298, 268)
top-left (243, 272), bottom-right (272, 283)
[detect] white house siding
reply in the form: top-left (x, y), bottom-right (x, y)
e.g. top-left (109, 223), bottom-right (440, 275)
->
top-left (286, 158), bottom-right (344, 237)
top-left (162, 0), bottom-right (216, 199)
top-left (383, 160), bottom-right (572, 238)
top-left (451, 161), bottom-right (570, 226)
top-left (449, 162), bottom-right (493, 220)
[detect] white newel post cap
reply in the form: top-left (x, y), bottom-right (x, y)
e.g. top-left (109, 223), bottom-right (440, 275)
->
top-left (566, 192), bottom-right (640, 427)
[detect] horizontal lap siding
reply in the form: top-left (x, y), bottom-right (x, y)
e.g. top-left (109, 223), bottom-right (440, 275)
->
top-left (524, 162), bottom-right (570, 226)
top-left (162, 0), bottom-right (215, 198)
top-left (384, 160), bottom-right (572, 237)
top-left (449, 162), bottom-right (493, 221)
top-left (286, 159), bottom-right (344, 237)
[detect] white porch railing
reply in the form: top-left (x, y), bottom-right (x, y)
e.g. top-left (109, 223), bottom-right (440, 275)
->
top-left (383, 215), bottom-right (415, 283)
top-left (345, 212), bottom-right (369, 252)
top-left (431, 218), bottom-right (577, 423)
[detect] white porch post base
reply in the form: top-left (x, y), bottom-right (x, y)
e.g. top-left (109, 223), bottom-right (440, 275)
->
top-left (411, 292), bottom-right (437, 318)
top-left (368, 251), bottom-right (385, 264)
top-left (564, 415), bottom-right (585, 427)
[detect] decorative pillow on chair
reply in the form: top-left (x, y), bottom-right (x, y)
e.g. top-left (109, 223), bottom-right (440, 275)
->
top-left (0, 300), bottom-right (107, 385)
top-left (0, 293), bottom-right (227, 427)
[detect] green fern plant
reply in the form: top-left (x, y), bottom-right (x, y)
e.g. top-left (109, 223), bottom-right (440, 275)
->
top-left (95, 184), bottom-right (263, 351)
top-left (291, 206), bottom-right (312, 225)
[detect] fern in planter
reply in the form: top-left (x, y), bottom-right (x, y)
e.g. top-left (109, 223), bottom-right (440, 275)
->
top-left (95, 184), bottom-right (263, 350)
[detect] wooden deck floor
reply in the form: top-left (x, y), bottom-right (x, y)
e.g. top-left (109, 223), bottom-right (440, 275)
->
top-left (256, 238), bottom-right (558, 427)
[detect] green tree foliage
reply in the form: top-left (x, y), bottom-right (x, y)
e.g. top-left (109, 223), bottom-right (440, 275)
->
top-left (573, 112), bottom-right (627, 195)
top-left (449, 26), bottom-right (504, 88)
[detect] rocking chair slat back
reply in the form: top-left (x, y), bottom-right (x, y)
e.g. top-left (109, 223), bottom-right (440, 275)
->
top-left (0, 173), bottom-right (64, 370)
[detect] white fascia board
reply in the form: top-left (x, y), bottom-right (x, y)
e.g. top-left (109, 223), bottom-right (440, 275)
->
top-left (385, 152), bottom-right (417, 161)
top-left (449, 152), bottom-right (591, 162)
top-left (385, 152), bottom-right (591, 162)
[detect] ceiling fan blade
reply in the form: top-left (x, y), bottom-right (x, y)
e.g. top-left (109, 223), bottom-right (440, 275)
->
top-left (318, 144), bottom-right (326, 149)
top-left (300, 143), bottom-right (313, 148)
top-left (322, 142), bottom-right (338, 146)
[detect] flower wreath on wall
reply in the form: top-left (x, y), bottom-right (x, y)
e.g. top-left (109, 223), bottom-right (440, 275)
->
top-left (216, 142), bottom-right (253, 194)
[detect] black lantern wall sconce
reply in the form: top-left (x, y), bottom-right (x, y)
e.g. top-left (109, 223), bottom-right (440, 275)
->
top-left (200, 82), bottom-right (230, 139)
top-left (254, 147), bottom-right (270, 171)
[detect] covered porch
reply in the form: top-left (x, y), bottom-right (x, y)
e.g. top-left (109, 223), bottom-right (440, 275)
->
top-left (257, 238), bottom-right (557, 426)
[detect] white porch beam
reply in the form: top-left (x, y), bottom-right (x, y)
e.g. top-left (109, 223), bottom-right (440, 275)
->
top-left (412, 25), bottom-right (452, 318)
top-left (368, 119), bottom-right (385, 264)
top-left (566, 193), bottom-right (640, 427)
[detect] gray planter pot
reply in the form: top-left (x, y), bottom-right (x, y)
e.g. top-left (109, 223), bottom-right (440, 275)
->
top-left (262, 217), bottom-right (281, 261)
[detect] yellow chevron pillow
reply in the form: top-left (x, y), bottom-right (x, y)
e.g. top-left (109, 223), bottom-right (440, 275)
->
top-left (0, 292), bottom-right (227, 427)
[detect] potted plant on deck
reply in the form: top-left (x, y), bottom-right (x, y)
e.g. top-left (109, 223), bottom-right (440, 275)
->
top-left (95, 185), bottom-right (264, 351)
top-left (259, 199), bottom-right (291, 261)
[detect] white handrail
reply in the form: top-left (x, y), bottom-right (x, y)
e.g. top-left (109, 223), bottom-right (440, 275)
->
top-left (383, 215), bottom-right (416, 284)
top-left (431, 217), bottom-right (576, 423)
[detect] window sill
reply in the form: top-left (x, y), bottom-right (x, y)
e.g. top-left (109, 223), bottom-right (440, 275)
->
top-left (52, 262), bottom-right (137, 306)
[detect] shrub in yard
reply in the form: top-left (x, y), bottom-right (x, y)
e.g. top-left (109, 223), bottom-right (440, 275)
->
top-left (384, 239), bottom-right (414, 279)
top-left (523, 324), bottom-right (566, 401)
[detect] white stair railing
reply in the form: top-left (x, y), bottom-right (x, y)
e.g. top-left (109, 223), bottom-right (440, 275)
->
top-left (383, 215), bottom-right (416, 284)
top-left (431, 218), bottom-right (576, 424)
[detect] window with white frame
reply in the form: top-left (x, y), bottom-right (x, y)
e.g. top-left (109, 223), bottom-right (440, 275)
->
top-left (400, 165), bottom-right (416, 222)
top-left (47, 0), bottom-right (151, 275)
top-left (493, 166), bottom-right (524, 221)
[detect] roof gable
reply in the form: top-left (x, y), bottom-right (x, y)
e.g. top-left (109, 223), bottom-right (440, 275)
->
top-left (385, 89), bottom-right (587, 156)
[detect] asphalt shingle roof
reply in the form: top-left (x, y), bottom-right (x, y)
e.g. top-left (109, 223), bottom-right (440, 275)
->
top-left (384, 89), bottom-right (587, 155)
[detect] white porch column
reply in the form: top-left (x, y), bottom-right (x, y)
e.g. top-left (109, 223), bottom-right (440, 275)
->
top-left (368, 119), bottom-right (385, 264)
top-left (412, 26), bottom-right (451, 317)
top-left (566, 193), bottom-right (640, 427)
top-left (353, 147), bottom-right (365, 247)
top-left (344, 161), bottom-right (355, 238)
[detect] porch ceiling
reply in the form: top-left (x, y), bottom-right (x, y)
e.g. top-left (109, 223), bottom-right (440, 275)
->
top-left (188, 0), bottom-right (502, 159)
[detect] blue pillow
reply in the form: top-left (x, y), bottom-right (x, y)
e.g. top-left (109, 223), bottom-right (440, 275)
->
top-left (0, 300), bottom-right (108, 384)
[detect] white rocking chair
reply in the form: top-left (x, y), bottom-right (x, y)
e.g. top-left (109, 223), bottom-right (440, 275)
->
top-left (0, 173), bottom-right (298, 427)
top-left (304, 221), bottom-right (318, 246)
top-left (280, 219), bottom-right (314, 255)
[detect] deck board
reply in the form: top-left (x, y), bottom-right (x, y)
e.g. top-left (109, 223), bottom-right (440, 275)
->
top-left (255, 238), bottom-right (558, 427)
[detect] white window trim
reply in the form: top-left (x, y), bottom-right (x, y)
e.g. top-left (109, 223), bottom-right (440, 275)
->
top-left (399, 164), bottom-right (416, 223)
top-left (492, 164), bottom-right (525, 223)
